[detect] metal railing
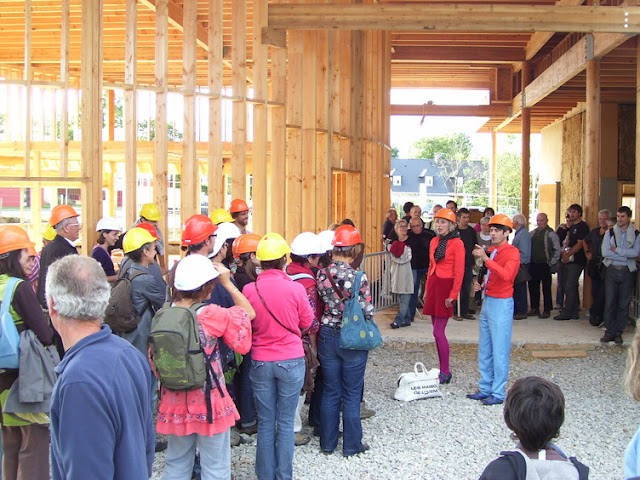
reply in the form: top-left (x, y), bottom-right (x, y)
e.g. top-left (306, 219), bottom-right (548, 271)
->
top-left (361, 251), bottom-right (398, 310)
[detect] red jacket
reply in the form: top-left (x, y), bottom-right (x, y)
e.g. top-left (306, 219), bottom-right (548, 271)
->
top-left (484, 242), bottom-right (520, 298)
top-left (427, 236), bottom-right (465, 300)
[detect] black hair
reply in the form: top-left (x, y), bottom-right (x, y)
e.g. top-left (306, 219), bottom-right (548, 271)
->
top-left (126, 242), bottom-right (152, 263)
top-left (403, 201), bottom-right (414, 214)
top-left (483, 207), bottom-right (495, 216)
top-left (340, 218), bottom-right (356, 227)
top-left (618, 206), bottom-right (633, 217)
top-left (223, 239), bottom-right (236, 266)
top-left (290, 253), bottom-right (310, 264)
top-left (457, 208), bottom-right (470, 215)
top-left (0, 250), bottom-right (27, 280)
top-left (187, 240), bottom-right (207, 254)
top-left (261, 256), bottom-right (286, 271)
top-left (238, 252), bottom-right (258, 282)
top-left (446, 200), bottom-right (458, 209)
top-left (503, 376), bottom-right (565, 452)
top-left (318, 252), bottom-right (332, 268)
top-left (567, 204), bottom-right (583, 216)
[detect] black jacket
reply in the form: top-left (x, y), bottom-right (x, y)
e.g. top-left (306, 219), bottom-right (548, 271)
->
top-left (479, 450), bottom-right (589, 480)
top-left (37, 235), bottom-right (78, 307)
top-left (406, 229), bottom-right (435, 270)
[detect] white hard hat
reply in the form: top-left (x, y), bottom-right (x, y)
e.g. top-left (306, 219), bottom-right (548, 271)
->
top-left (317, 230), bottom-right (335, 252)
top-left (174, 254), bottom-right (219, 291)
top-left (291, 232), bottom-right (325, 256)
top-left (209, 222), bottom-right (242, 258)
top-left (96, 217), bottom-right (121, 232)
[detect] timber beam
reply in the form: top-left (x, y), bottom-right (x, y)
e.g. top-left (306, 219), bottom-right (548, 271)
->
top-left (269, 4), bottom-right (640, 34)
top-left (390, 104), bottom-right (510, 117)
top-left (392, 46), bottom-right (524, 63)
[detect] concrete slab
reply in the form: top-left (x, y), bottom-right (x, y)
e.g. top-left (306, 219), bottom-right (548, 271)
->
top-left (375, 306), bottom-right (636, 346)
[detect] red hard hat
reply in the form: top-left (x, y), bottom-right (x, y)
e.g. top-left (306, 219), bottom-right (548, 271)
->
top-left (181, 214), bottom-right (217, 246)
top-left (434, 208), bottom-right (457, 224)
top-left (136, 222), bottom-right (159, 239)
top-left (49, 204), bottom-right (79, 227)
top-left (332, 225), bottom-right (362, 247)
top-left (232, 233), bottom-right (262, 259)
top-left (489, 214), bottom-right (513, 231)
top-left (229, 199), bottom-right (249, 213)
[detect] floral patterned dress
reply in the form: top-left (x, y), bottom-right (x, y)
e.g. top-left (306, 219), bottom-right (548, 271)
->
top-left (154, 304), bottom-right (251, 436)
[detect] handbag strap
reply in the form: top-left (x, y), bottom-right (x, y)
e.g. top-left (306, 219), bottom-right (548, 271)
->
top-left (1, 277), bottom-right (21, 316)
top-left (254, 280), bottom-right (300, 338)
top-left (325, 268), bottom-right (362, 303)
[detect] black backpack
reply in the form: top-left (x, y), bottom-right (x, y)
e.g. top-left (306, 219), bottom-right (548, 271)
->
top-left (103, 269), bottom-right (148, 333)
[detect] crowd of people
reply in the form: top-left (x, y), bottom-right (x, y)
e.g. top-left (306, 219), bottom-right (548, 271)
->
top-left (0, 196), bottom-right (638, 479)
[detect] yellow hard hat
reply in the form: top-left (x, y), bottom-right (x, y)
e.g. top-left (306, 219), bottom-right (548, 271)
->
top-left (123, 227), bottom-right (157, 253)
top-left (209, 208), bottom-right (233, 225)
top-left (43, 224), bottom-right (57, 241)
top-left (256, 233), bottom-right (291, 262)
top-left (139, 203), bottom-right (161, 222)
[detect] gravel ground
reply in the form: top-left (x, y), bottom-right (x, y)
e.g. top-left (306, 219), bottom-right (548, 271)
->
top-left (152, 341), bottom-right (639, 479)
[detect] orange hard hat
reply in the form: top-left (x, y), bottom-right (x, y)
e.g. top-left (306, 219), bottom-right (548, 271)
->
top-left (181, 214), bottom-right (217, 247)
top-left (49, 204), bottom-right (79, 227)
top-left (489, 213), bottom-right (513, 231)
top-left (229, 199), bottom-right (249, 213)
top-left (332, 225), bottom-right (363, 247)
top-left (0, 225), bottom-right (36, 257)
top-left (232, 233), bottom-right (262, 259)
top-left (434, 208), bottom-right (457, 224)
top-left (136, 222), bottom-right (159, 239)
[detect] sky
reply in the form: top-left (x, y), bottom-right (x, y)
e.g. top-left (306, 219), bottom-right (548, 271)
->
top-left (390, 88), bottom-right (540, 162)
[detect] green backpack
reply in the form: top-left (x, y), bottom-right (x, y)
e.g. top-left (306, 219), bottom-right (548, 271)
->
top-left (148, 302), bottom-right (224, 422)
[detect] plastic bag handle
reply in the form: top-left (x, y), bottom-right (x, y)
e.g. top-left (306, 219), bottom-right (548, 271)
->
top-left (414, 362), bottom-right (427, 375)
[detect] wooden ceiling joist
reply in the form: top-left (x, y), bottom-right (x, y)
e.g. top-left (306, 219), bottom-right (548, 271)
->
top-left (268, 4), bottom-right (640, 34)
top-left (390, 104), bottom-right (510, 117)
top-left (392, 46), bottom-right (525, 63)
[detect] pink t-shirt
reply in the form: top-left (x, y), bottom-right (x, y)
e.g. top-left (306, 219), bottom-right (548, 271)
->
top-left (243, 269), bottom-right (314, 362)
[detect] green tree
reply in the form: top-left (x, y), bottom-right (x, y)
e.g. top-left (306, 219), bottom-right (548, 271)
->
top-left (137, 119), bottom-right (183, 141)
top-left (411, 133), bottom-right (473, 195)
top-left (390, 146), bottom-right (399, 159)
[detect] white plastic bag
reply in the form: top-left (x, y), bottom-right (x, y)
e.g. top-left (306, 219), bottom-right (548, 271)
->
top-left (393, 362), bottom-right (443, 401)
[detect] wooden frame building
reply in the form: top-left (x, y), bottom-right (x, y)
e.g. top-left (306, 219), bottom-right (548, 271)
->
top-left (0, 0), bottom-right (639, 261)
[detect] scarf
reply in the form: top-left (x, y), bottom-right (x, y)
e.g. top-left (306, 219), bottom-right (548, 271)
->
top-left (434, 229), bottom-right (460, 263)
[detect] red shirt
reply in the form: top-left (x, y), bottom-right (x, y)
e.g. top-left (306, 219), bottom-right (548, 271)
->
top-left (427, 236), bottom-right (466, 300)
top-left (484, 242), bottom-right (520, 299)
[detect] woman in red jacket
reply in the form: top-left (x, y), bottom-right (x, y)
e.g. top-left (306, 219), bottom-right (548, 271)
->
top-left (422, 208), bottom-right (465, 384)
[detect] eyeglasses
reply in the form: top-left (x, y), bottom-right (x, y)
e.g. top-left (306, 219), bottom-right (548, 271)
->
top-left (410, 224), bottom-right (422, 228)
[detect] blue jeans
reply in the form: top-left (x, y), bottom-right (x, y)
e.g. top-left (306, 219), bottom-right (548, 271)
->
top-left (513, 280), bottom-right (528, 315)
top-left (318, 326), bottom-right (368, 455)
top-left (236, 350), bottom-right (257, 426)
top-left (604, 266), bottom-right (636, 337)
top-left (477, 295), bottom-right (513, 401)
top-left (163, 430), bottom-right (230, 480)
top-left (409, 269), bottom-right (427, 321)
top-left (250, 357), bottom-right (305, 480)
top-left (393, 293), bottom-right (412, 326)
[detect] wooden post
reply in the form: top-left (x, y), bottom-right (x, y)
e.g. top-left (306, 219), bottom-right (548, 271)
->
top-left (80, 0), bottom-right (103, 253)
top-left (208, 0), bottom-right (224, 210)
top-left (585, 59), bottom-right (601, 228)
top-left (521, 63), bottom-right (531, 221)
top-left (636, 43), bottom-right (640, 221)
top-left (301, 31), bottom-right (317, 233)
top-left (181, 0), bottom-right (198, 219)
top-left (124, 0), bottom-right (137, 228)
top-left (231, 0), bottom-right (247, 202)
top-left (252, 0), bottom-right (268, 234)
top-left (286, 30), bottom-right (303, 239)
top-left (155, 0), bottom-right (169, 263)
top-left (270, 47), bottom-right (287, 235)
top-left (59, 0), bottom-right (69, 178)
top-left (490, 129), bottom-right (498, 209)
top-left (24, 0), bottom-right (31, 179)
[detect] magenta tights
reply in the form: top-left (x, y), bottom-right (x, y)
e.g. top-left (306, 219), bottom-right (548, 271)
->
top-left (432, 316), bottom-right (450, 375)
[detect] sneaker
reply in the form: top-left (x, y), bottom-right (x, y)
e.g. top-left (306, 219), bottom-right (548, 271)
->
top-left (389, 322), bottom-right (400, 329)
top-left (538, 311), bottom-right (550, 319)
top-left (614, 336), bottom-right (624, 345)
top-left (360, 402), bottom-right (376, 419)
top-left (526, 309), bottom-right (540, 317)
top-left (466, 391), bottom-right (490, 401)
top-left (481, 395), bottom-right (504, 406)
top-left (295, 432), bottom-right (311, 446)
top-left (238, 423), bottom-right (258, 435)
top-left (600, 335), bottom-right (615, 343)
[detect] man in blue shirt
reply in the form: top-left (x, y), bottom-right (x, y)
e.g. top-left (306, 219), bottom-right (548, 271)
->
top-left (601, 206), bottom-right (640, 345)
top-left (511, 213), bottom-right (531, 320)
top-left (46, 256), bottom-right (155, 480)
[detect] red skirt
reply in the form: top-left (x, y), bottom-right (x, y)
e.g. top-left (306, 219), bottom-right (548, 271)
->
top-left (423, 273), bottom-right (454, 319)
